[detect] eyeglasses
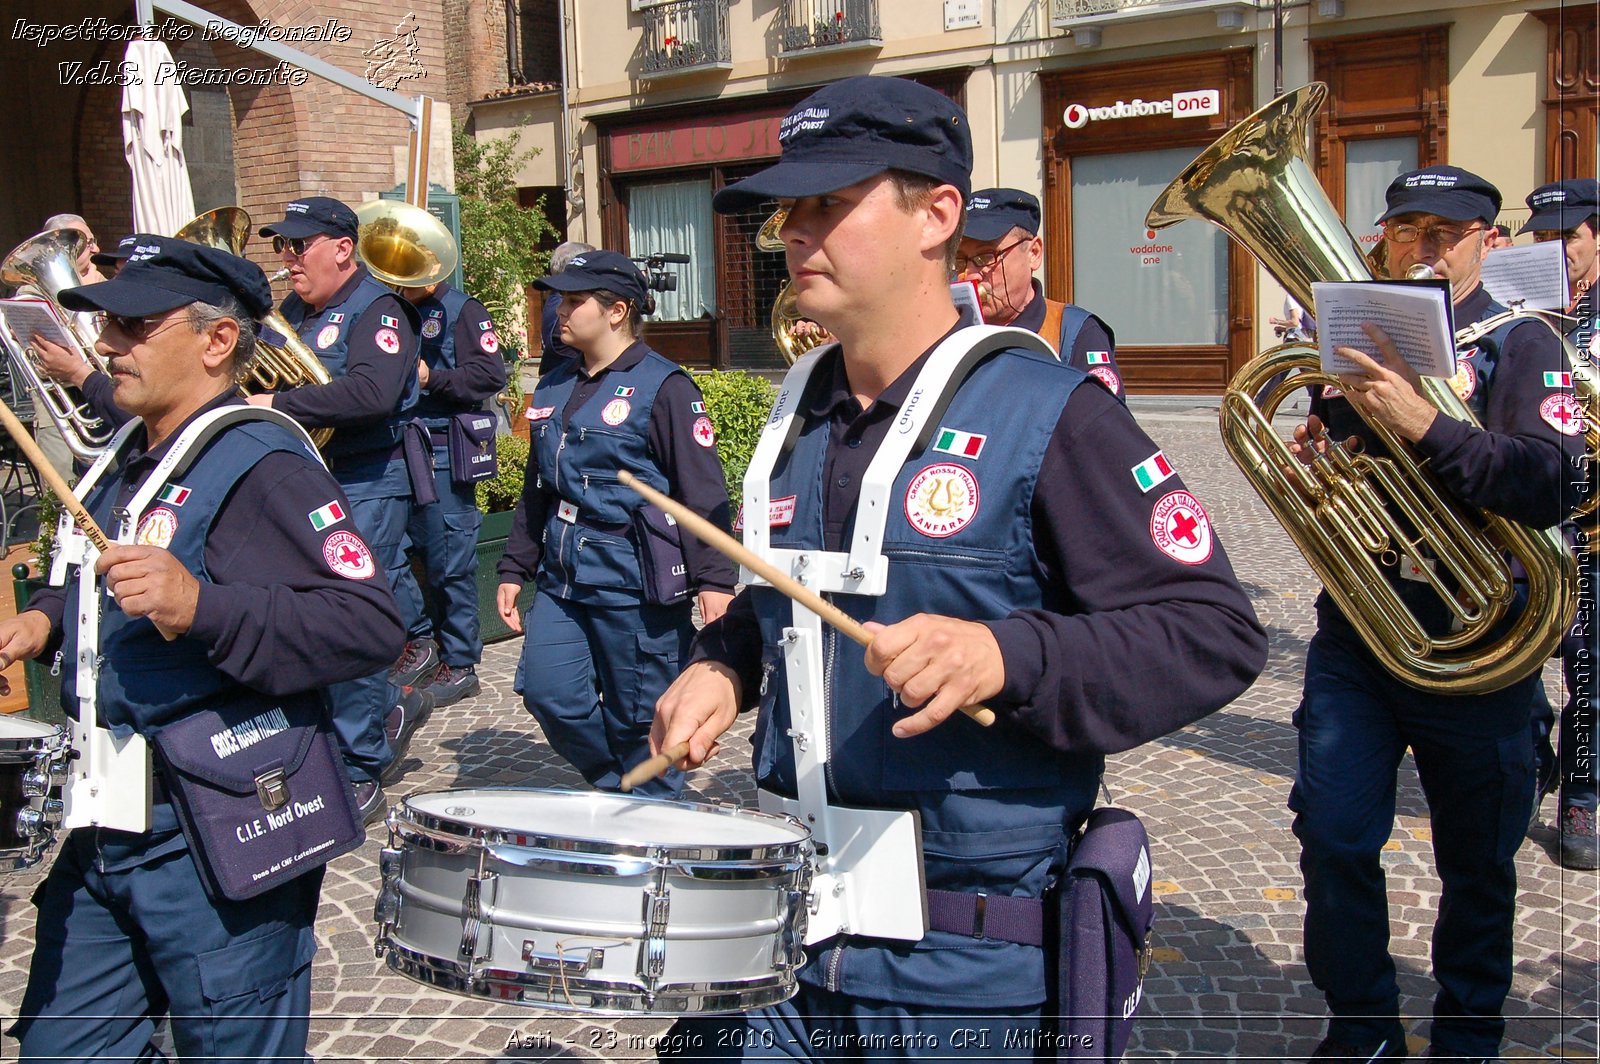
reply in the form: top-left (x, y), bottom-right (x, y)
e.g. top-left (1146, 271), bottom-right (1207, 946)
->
top-left (1382, 222), bottom-right (1484, 247)
top-left (271, 234), bottom-right (327, 257)
top-left (93, 311), bottom-right (190, 342)
top-left (957, 237), bottom-right (1029, 273)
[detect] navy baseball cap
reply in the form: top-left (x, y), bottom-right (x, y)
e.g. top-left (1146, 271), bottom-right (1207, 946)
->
top-left (964, 188), bottom-right (1041, 241)
top-left (1376, 165), bottom-right (1501, 225)
top-left (57, 236), bottom-right (274, 320)
top-left (712, 76), bottom-right (972, 214)
top-left (1519, 178), bottom-right (1600, 234)
top-left (258, 196), bottom-right (360, 241)
top-left (533, 250), bottom-right (649, 307)
top-left (90, 234), bottom-right (139, 268)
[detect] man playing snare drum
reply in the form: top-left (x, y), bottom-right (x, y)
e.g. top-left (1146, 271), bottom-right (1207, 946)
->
top-left (651, 76), bottom-right (1267, 1058)
top-left (0, 237), bottom-right (402, 1061)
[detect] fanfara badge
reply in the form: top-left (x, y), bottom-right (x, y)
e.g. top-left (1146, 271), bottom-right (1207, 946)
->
top-left (903, 463), bottom-right (980, 538)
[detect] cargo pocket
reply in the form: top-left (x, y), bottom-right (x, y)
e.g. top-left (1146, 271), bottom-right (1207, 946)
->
top-left (195, 922), bottom-right (316, 1057)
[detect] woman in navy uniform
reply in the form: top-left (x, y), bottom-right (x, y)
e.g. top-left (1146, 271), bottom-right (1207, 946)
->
top-left (0, 236), bottom-right (403, 1061)
top-left (495, 251), bottom-right (736, 797)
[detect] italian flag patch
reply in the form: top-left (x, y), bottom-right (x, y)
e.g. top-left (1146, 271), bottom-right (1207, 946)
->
top-left (308, 501), bottom-right (347, 531)
top-left (932, 427), bottom-right (986, 459)
top-left (691, 401), bottom-right (706, 413)
top-left (615, 386), bottom-right (635, 397)
top-left (1545, 371), bottom-right (1573, 388)
top-left (1132, 451), bottom-right (1175, 493)
top-left (1086, 351), bottom-right (1111, 365)
top-left (380, 315), bottom-right (399, 328)
top-left (157, 484), bottom-right (190, 506)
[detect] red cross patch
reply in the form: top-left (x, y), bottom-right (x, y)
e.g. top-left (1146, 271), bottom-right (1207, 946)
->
top-left (374, 328), bottom-right (401, 355)
top-left (1150, 490), bottom-right (1213, 565)
top-left (1089, 366), bottom-right (1121, 394)
top-left (692, 415), bottom-right (716, 448)
top-left (1541, 392), bottom-right (1586, 436)
top-left (322, 531), bottom-right (376, 580)
top-left (480, 330), bottom-right (499, 355)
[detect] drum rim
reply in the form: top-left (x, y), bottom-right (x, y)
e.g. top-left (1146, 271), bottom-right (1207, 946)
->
top-left (393, 786), bottom-right (812, 862)
top-left (379, 940), bottom-right (800, 1016)
top-left (0, 716), bottom-right (65, 761)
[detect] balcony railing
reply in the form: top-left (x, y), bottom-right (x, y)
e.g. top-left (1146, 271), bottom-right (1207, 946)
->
top-left (777, 0), bottom-right (882, 56)
top-left (1050, 0), bottom-right (1254, 26)
top-left (640, 0), bottom-right (732, 78)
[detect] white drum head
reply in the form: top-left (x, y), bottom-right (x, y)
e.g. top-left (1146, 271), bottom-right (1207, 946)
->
top-left (0, 715), bottom-right (62, 761)
top-left (403, 788), bottom-right (809, 852)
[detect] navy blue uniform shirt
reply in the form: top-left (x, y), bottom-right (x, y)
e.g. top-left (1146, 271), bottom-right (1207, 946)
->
top-left (28, 394), bottom-right (405, 694)
top-left (272, 268), bottom-right (417, 431)
top-left (498, 339), bottom-right (739, 595)
top-left (419, 282), bottom-right (506, 407)
top-left (694, 337), bottom-right (1268, 754)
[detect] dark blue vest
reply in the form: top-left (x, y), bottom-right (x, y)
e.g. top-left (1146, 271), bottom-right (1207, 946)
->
top-left (527, 348), bottom-right (683, 604)
top-left (282, 273), bottom-right (419, 459)
top-left (412, 284), bottom-right (481, 424)
top-left (62, 419), bottom-right (312, 736)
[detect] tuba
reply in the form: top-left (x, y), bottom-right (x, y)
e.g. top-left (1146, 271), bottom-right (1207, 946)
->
top-left (757, 209), bottom-right (831, 365)
top-left (0, 229), bottom-right (117, 464)
top-left (1146, 82), bottom-right (1574, 694)
top-left (355, 200), bottom-right (458, 290)
top-left (175, 207), bottom-right (334, 448)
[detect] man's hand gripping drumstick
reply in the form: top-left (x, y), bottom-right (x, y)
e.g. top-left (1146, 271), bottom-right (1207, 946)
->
top-left (0, 398), bottom-right (177, 641)
top-left (619, 470), bottom-right (1001, 780)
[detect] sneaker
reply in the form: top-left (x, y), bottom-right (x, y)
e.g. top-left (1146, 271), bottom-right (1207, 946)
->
top-left (1310, 1035), bottom-right (1407, 1060)
top-left (425, 664), bottom-right (481, 708)
top-left (1559, 804), bottom-right (1599, 871)
top-left (353, 779), bottom-right (387, 826)
top-left (381, 687), bottom-right (436, 784)
top-left (390, 637), bottom-right (440, 689)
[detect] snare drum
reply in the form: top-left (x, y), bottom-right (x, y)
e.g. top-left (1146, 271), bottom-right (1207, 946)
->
top-left (376, 788), bottom-right (813, 1014)
top-left (0, 714), bottom-right (67, 873)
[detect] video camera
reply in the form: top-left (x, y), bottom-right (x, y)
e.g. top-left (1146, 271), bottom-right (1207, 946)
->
top-left (633, 252), bottom-right (690, 293)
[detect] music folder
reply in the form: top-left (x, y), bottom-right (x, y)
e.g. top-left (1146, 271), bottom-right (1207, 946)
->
top-left (1312, 281), bottom-right (1457, 379)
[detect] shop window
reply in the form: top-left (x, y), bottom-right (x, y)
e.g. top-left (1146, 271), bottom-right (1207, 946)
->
top-left (627, 178), bottom-right (716, 322)
top-left (1071, 148), bottom-right (1229, 346)
top-left (1343, 137), bottom-right (1419, 258)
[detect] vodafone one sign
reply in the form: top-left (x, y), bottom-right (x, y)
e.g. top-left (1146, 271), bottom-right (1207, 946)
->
top-left (1063, 89), bottom-right (1221, 130)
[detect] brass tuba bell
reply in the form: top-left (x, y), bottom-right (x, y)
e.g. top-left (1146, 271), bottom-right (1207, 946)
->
top-left (355, 200), bottom-right (458, 291)
top-left (1146, 82), bottom-right (1575, 694)
top-left (0, 228), bottom-right (117, 464)
top-left (175, 207), bottom-right (334, 448)
top-left (757, 209), bottom-right (831, 365)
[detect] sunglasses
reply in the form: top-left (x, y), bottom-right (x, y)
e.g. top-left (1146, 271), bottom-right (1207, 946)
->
top-left (93, 311), bottom-right (190, 342)
top-left (271, 234), bottom-right (329, 256)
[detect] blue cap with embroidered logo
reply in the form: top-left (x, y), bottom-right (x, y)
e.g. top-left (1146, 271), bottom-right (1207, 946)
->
top-left (712, 76), bottom-right (972, 214)
top-left (1519, 179), bottom-right (1600, 235)
top-left (533, 250), bottom-right (649, 308)
top-left (964, 188), bottom-right (1041, 242)
top-left (258, 196), bottom-right (360, 241)
top-left (1376, 165), bottom-right (1501, 225)
top-left (57, 235), bottom-right (274, 320)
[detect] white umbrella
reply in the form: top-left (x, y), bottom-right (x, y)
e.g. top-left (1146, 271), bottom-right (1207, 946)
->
top-left (122, 37), bottom-right (196, 236)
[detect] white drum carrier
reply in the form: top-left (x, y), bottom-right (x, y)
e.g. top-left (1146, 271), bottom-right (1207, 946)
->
top-left (375, 788), bottom-right (813, 1014)
top-left (0, 714), bottom-right (68, 873)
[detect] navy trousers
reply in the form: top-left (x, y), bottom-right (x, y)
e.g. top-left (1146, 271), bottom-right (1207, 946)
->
top-left (661, 984), bottom-right (1045, 1060)
top-left (11, 805), bottom-right (321, 1063)
top-left (1290, 625), bottom-right (1537, 1057)
top-left (395, 443), bottom-right (483, 667)
top-left (514, 592), bottom-right (691, 798)
top-left (326, 455), bottom-right (412, 783)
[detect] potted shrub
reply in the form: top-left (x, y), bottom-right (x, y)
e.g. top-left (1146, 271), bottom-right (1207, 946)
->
top-left (12, 489), bottom-right (62, 722)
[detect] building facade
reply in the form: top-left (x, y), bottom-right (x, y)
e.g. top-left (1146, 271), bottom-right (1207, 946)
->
top-left (475, 0), bottom-right (1598, 390)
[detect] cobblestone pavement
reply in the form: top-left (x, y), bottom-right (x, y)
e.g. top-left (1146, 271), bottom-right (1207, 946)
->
top-left (0, 398), bottom-right (1594, 1062)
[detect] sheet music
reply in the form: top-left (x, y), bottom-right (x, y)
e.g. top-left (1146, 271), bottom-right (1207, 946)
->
top-left (1312, 281), bottom-right (1456, 379)
top-left (0, 296), bottom-right (80, 353)
top-left (1479, 240), bottom-right (1568, 311)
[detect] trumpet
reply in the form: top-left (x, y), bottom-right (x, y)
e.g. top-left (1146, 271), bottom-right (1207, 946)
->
top-left (0, 229), bottom-right (116, 464)
top-left (1147, 82), bottom-right (1574, 694)
top-left (756, 209), bottom-right (832, 365)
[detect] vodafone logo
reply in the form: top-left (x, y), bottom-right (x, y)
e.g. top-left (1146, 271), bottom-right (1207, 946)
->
top-left (1063, 88), bottom-right (1220, 130)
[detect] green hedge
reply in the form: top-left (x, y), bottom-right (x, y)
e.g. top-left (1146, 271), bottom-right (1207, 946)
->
top-left (476, 433), bottom-right (529, 514)
top-left (695, 370), bottom-right (776, 499)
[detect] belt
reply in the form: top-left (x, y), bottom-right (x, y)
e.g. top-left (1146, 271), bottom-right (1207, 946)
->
top-left (925, 888), bottom-right (1045, 947)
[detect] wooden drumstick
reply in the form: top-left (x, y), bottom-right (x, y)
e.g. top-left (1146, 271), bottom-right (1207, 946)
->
top-left (620, 742), bottom-right (690, 792)
top-left (0, 398), bottom-right (176, 641)
top-left (616, 471), bottom-right (996, 728)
